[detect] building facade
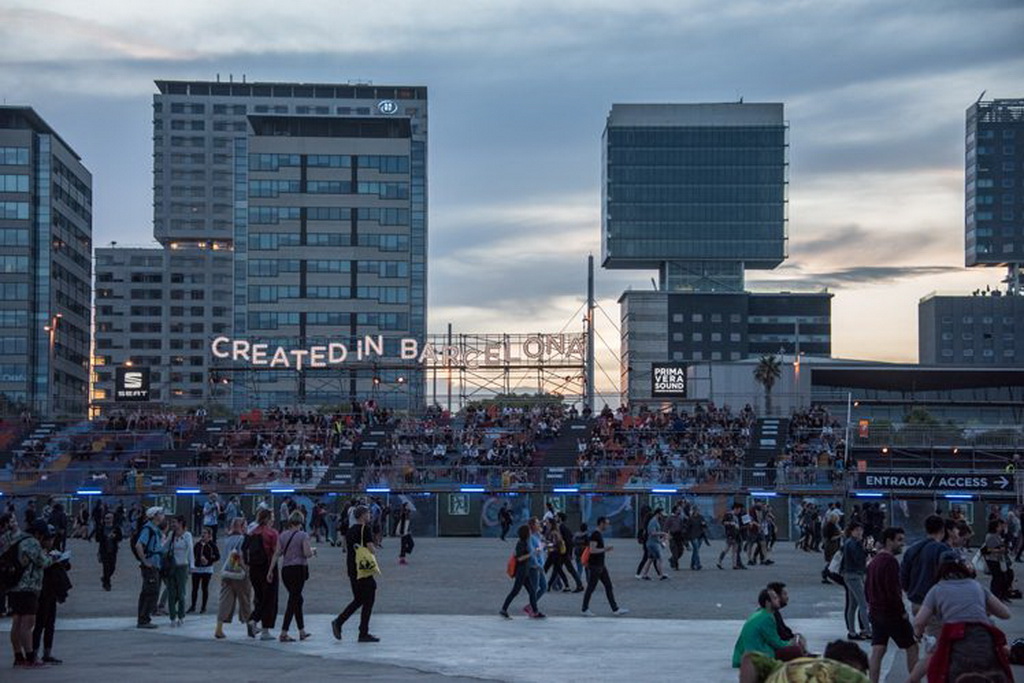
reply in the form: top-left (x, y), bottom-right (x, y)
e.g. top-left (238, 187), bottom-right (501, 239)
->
top-left (602, 103), bottom-right (787, 292)
top-left (93, 79), bottom-right (427, 413)
top-left (92, 246), bottom-right (233, 410)
top-left (918, 292), bottom-right (1023, 366)
top-left (0, 107), bottom-right (91, 418)
top-left (620, 290), bottom-right (832, 404)
top-left (965, 98), bottom-right (1024, 283)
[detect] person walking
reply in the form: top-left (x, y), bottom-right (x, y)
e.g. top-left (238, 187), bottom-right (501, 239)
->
top-left (189, 526), bottom-right (220, 614)
top-left (840, 522), bottom-right (871, 640)
top-left (581, 516), bottom-right (629, 617)
top-left (499, 503), bottom-right (513, 542)
top-left (272, 510), bottom-right (315, 642)
top-left (665, 505), bottom-right (685, 571)
top-left (396, 502), bottom-right (414, 565)
top-left (134, 507), bottom-right (166, 629)
top-left (331, 505), bottom-right (380, 642)
top-left (686, 506), bottom-right (709, 570)
top-left (527, 518), bottom-right (548, 611)
top-left (31, 536), bottom-right (71, 666)
top-left (865, 527), bottom-right (918, 683)
top-left (639, 509), bottom-right (669, 580)
top-left (1, 517), bottom-right (54, 668)
top-left (214, 517), bottom-right (254, 640)
top-left (556, 513), bottom-right (584, 592)
top-left (500, 525), bottom-right (541, 618)
top-left (982, 518), bottom-right (1012, 602)
top-left (202, 493), bottom-right (222, 543)
top-left (245, 507), bottom-right (279, 641)
top-left (166, 515), bottom-right (194, 627)
top-left (718, 505), bottom-right (746, 570)
top-left (96, 511), bottom-right (122, 591)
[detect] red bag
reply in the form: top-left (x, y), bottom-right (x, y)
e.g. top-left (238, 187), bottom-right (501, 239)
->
top-left (581, 547), bottom-right (592, 566)
top-left (506, 554), bottom-right (517, 578)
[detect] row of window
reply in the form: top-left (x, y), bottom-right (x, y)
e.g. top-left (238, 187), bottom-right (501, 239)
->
top-left (0, 148), bottom-right (29, 166)
top-left (0, 202), bottom-right (29, 220)
top-left (248, 232), bottom-right (408, 251)
top-left (975, 146), bottom-right (1017, 155)
top-left (248, 285), bottom-right (408, 303)
top-left (249, 154), bottom-right (410, 173)
top-left (0, 174), bottom-right (29, 192)
top-left (940, 349), bottom-right (1015, 358)
top-left (247, 311), bottom-right (409, 330)
top-left (0, 311), bottom-right (27, 328)
top-left (0, 283), bottom-right (27, 300)
top-left (0, 229), bottom-right (28, 246)
top-left (0, 256), bottom-right (28, 274)
top-left (247, 259), bottom-right (408, 277)
top-left (248, 206), bottom-right (409, 225)
top-left (0, 337), bottom-right (28, 355)
top-left (248, 180), bottom-right (409, 199)
top-left (941, 316), bottom-right (1017, 326)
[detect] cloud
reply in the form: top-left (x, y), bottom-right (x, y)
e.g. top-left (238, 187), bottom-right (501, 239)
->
top-left (751, 265), bottom-right (964, 291)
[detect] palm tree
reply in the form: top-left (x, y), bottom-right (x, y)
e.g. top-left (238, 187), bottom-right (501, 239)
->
top-left (753, 354), bottom-right (782, 415)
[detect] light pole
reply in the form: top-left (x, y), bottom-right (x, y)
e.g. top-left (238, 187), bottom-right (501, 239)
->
top-left (43, 313), bottom-right (61, 417)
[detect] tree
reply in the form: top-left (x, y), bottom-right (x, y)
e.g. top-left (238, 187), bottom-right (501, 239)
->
top-left (753, 355), bottom-right (782, 415)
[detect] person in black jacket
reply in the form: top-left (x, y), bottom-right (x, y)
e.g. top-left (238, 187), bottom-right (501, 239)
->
top-left (96, 512), bottom-right (122, 591)
top-left (32, 534), bottom-right (71, 665)
top-left (189, 527), bottom-right (220, 613)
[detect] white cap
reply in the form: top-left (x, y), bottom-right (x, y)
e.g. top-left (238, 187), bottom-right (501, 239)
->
top-left (146, 506), bottom-right (164, 519)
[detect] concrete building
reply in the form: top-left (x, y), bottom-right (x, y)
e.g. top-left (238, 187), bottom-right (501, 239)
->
top-left (918, 97), bottom-right (1023, 365)
top-left (92, 245), bottom-right (233, 409)
top-left (918, 291), bottom-right (1023, 366)
top-left (93, 79), bottom-right (427, 413)
top-left (620, 290), bottom-right (832, 404)
top-left (0, 107), bottom-right (91, 418)
top-left (604, 103), bottom-right (831, 405)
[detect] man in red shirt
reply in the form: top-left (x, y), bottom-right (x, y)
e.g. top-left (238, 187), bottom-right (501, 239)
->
top-left (865, 526), bottom-right (918, 683)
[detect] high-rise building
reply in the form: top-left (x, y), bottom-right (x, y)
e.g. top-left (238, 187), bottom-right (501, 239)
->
top-left (0, 107), bottom-right (92, 417)
top-left (919, 97), bottom-right (1023, 366)
top-left (965, 98), bottom-right (1024, 287)
top-left (603, 103), bottom-right (788, 292)
top-left (94, 79), bottom-right (427, 412)
top-left (605, 103), bottom-right (830, 404)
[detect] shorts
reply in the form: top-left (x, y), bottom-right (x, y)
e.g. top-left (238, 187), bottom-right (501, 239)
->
top-left (7, 590), bottom-right (39, 616)
top-left (870, 614), bottom-right (916, 649)
top-left (645, 542), bottom-right (663, 560)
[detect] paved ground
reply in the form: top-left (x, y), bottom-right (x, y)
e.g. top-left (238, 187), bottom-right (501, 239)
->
top-left (1, 537), bottom-right (1022, 681)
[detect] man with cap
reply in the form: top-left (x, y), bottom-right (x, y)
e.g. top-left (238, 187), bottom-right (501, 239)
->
top-left (0, 516), bottom-right (54, 667)
top-left (134, 506), bottom-right (166, 629)
top-left (331, 505), bottom-right (379, 642)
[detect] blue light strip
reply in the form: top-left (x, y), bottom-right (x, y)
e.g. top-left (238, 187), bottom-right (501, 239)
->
top-left (76, 489), bottom-right (102, 496)
top-left (749, 491), bottom-right (777, 498)
top-left (945, 493), bottom-right (973, 500)
top-left (270, 488), bottom-right (295, 494)
top-left (854, 491), bottom-right (884, 498)
top-left (366, 487), bottom-right (391, 494)
top-left (650, 488), bottom-right (678, 494)
top-left (176, 489), bottom-right (201, 495)
top-left (552, 487), bottom-right (579, 494)
top-left (460, 487), bottom-right (485, 493)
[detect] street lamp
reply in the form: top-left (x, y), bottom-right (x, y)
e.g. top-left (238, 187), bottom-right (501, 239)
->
top-left (43, 313), bottom-right (61, 417)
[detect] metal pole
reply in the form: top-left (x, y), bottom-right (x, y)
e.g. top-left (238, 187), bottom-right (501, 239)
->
top-left (586, 255), bottom-right (595, 414)
top-left (446, 323), bottom-right (452, 413)
top-left (844, 391), bottom-right (852, 469)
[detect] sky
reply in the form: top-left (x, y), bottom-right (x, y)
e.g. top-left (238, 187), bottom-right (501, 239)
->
top-left (2, 0), bottom-right (1023, 399)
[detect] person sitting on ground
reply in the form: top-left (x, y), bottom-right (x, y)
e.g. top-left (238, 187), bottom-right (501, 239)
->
top-left (738, 638), bottom-right (870, 683)
top-left (732, 588), bottom-right (793, 669)
top-left (766, 582), bottom-right (807, 661)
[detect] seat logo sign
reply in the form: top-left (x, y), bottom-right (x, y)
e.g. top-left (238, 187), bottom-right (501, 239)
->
top-left (115, 367), bottom-right (151, 402)
top-left (377, 100), bottom-right (399, 115)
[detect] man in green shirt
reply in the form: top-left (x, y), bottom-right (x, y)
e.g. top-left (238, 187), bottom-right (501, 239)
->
top-left (733, 588), bottom-right (791, 668)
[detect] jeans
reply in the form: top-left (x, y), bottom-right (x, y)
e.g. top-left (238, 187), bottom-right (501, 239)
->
top-left (843, 573), bottom-right (870, 635)
top-left (137, 565), bottom-right (160, 625)
top-left (669, 535), bottom-right (685, 569)
top-left (31, 594), bottom-right (56, 655)
top-left (190, 572), bottom-right (212, 611)
top-left (100, 552), bottom-right (117, 589)
top-left (167, 565), bottom-right (189, 621)
top-left (530, 566), bottom-right (547, 602)
top-left (502, 566), bottom-right (538, 613)
top-left (337, 575), bottom-right (376, 637)
top-left (690, 539), bottom-right (702, 569)
top-left (281, 565), bottom-right (307, 632)
top-left (581, 564), bottom-right (619, 612)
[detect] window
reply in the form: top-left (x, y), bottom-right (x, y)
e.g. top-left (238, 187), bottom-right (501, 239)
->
top-left (0, 337), bottom-right (28, 354)
top-left (711, 314), bottom-right (722, 323)
top-left (710, 332), bottom-right (722, 342)
top-left (0, 175), bottom-right (29, 192)
top-left (962, 316), bottom-right (973, 324)
top-left (711, 351), bottom-right (722, 361)
top-left (0, 147), bottom-right (30, 165)
top-left (0, 256), bottom-right (28, 273)
top-left (0, 202), bottom-right (29, 220)
top-left (691, 351), bottom-right (703, 360)
top-left (0, 229), bottom-right (28, 246)
top-left (0, 283), bottom-right (28, 300)
top-left (963, 349), bottom-right (975, 357)
top-left (730, 333), bottom-right (741, 342)
top-left (692, 333), bottom-right (703, 342)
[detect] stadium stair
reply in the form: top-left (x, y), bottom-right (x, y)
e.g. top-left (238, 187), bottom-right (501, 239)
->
top-left (742, 417), bottom-right (788, 489)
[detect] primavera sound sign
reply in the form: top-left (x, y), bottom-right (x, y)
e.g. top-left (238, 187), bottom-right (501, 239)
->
top-left (211, 334), bottom-right (585, 371)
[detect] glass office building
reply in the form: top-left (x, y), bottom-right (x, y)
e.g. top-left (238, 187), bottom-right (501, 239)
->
top-left (603, 103), bottom-right (787, 292)
top-left (0, 107), bottom-right (92, 417)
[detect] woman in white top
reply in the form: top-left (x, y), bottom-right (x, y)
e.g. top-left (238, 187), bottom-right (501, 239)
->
top-left (166, 514), bottom-right (194, 626)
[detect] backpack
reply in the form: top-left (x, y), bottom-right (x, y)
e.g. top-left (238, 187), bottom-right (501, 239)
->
top-left (243, 531), bottom-right (269, 566)
top-left (0, 537), bottom-right (28, 591)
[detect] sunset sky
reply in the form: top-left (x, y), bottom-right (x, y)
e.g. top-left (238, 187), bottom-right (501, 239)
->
top-left (2, 0), bottom-right (1022, 398)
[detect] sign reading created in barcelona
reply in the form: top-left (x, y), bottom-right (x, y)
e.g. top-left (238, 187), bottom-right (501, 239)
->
top-left (211, 333), bottom-right (586, 371)
top-left (650, 363), bottom-right (688, 398)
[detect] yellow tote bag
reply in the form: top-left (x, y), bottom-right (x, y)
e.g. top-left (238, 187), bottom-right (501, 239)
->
top-left (355, 525), bottom-right (381, 579)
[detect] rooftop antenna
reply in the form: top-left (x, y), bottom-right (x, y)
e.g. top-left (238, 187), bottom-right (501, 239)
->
top-left (216, 73), bottom-right (220, 82)
top-left (976, 90), bottom-right (987, 104)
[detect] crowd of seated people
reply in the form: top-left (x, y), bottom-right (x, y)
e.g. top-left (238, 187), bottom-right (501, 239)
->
top-left (774, 405), bottom-right (845, 486)
top-left (575, 402), bottom-right (756, 487)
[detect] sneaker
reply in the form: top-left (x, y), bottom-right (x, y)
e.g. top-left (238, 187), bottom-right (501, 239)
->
top-left (659, 575), bottom-right (669, 581)
top-left (581, 609), bottom-right (596, 617)
top-left (634, 574), bottom-right (642, 579)
top-left (613, 608), bottom-right (630, 616)
top-left (187, 606), bottom-right (196, 614)
top-left (214, 632), bottom-right (227, 639)
top-left (299, 631), bottom-right (313, 641)
top-left (260, 631), bottom-right (275, 641)
top-left (762, 560), bottom-right (775, 566)
top-left (41, 656), bottom-right (62, 665)
top-left (331, 618), bottom-right (342, 641)
top-left (137, 622), bottom-right (158, 630)
top-left (358, 634), bottom-right (381, 643)
top-left (572, 587), bottom-right (584, 593)
top-left (246, 620), bottom-right (259, 638)
top-left (522, 605), bottom-right (534, 617)
top-left (177, 618), bottom-right (184, 627)
top-left (399, 558), bottom-right (407, 565)
top-left (531, 612), bottom-right (546, 619)
top-left (499, 610), bottom-right (511, 619)
top-left (279, 633), bottom-right (296, 642)
top-left (716, 563), bottom-right (724, 570)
